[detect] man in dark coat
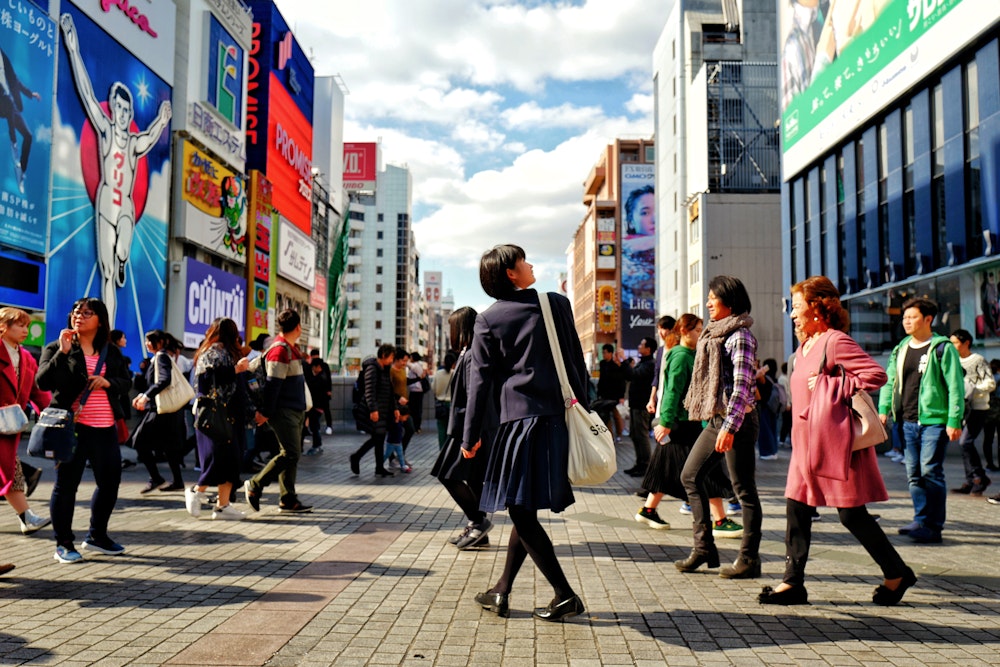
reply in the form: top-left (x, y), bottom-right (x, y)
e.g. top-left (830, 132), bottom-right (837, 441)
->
top-left (622, 337), bottom-right (657, 476)
top-left (349, 343), bottom-right (399, 477)
top-left (597, 343), bottom-right (627, 439)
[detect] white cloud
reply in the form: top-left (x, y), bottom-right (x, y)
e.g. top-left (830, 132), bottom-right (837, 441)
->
top-left (624, 93), bottom-right (653, 116)
top-left (501, 101), bottom-right (605, 130)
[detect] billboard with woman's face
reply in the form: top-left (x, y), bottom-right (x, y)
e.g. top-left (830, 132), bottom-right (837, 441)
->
top-left (620, 164), bottom-right (655, 350)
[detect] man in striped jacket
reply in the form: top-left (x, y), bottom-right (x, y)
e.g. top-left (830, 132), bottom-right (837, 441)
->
top-left (244, 309), bottom-right (312, 514)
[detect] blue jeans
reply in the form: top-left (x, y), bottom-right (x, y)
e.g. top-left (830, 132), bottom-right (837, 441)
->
top-left (384, 442), bottom-right (407, 468)
top-left (899, 421), bottom-right (949, 532)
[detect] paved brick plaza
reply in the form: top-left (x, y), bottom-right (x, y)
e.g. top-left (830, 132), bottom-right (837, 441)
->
top-left (1, 427), bottom-right (999, 666)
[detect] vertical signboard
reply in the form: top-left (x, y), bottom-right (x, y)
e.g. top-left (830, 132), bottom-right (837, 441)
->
top-left (424, 271), bottom-right (442, 305)
top-left (49, 3), bottom-right (173, 364)
top-left (620, 164), bottom-right (655, 349)
top-left (0, 4), bottom-right (54, 255)
top-left (596, 217), bottom-right (616, 270)
top-left (247, 170), bottom-right (273, 341)
top-left (343, 142), bottom-right (377, 191)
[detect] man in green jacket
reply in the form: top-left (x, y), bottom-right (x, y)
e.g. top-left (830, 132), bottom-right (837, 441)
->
top-left (878, 298), bottom-right (965, 544)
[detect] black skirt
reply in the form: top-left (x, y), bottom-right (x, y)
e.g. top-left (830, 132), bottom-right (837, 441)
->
top-left (480, 415), bottom-right (575, 514)
top-left (642, 421), bottom-right (731, 500)
top-left (431, 434), bottom-right (488, 485)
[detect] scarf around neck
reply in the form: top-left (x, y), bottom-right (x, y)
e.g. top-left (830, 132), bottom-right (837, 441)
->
top-left (683, 313), bottom-right (754, 420)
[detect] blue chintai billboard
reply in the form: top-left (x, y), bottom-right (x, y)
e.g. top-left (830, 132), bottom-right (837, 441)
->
top-left (47, 4), bottom-right (172, 364)
top-left (0, 3), bottom-right (55, 256)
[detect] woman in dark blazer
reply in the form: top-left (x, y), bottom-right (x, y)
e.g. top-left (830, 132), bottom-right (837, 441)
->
top-left (131, 330), bottom-right (185, 493)
top-left (463, 244), bottom-right (588, 622)
top-left (37, 298), bottom-right (131, 563)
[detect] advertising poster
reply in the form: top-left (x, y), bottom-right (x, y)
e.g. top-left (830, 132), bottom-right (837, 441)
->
top-left (0, 5), bottom-right (55, 255)
top-left (780, 0), bottom-right (1000, 178)
top-left (343, 142), bottom-right (377, 191)
top-left (48, 4), bottom-right (172, 364)
top-left (620, 164), bottom-right (655, 349)
top-left (177, 139), bottom-right (247, 262)
top-left (978, 268), bottom-right (1000, 339)
top-left (277, 216), bottom-right (316, 290)
top-left (183, 257), bottom-right (246, 348)
top-left (247, 170), bottom-right (273, 341)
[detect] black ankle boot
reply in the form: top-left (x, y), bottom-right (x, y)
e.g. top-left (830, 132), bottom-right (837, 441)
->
top-left (674, 549), bottom-right (720, 572)
top-left (720, 556), bottom-right (761, 579)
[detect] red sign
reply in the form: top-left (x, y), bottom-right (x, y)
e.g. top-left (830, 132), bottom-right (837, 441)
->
top-left (311, 275), bottom-right (327, 309)
top-left (266, 72), bottom-right (312, 234)
top-left (343, 142), bottom-right (377, 190)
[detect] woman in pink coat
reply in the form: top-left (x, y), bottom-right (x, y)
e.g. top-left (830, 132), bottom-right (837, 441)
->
top-left (0, 308), bottom-right (52, 546)
top-left (759, 276), bottom-right (916, 606)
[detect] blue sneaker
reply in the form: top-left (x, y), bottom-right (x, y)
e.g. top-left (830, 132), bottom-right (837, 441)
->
top-left (81, 538), bottom-right (126, 556)
top-left (54, 546), bottom-right (83, 563)
top-left (678, 503), bottom-right (692, 515)
top-left (727, 501), bottom-right (742, 515)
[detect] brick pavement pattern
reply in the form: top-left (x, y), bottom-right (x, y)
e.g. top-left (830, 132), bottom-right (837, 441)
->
top-left (1, 427), bottom-right (999, 666)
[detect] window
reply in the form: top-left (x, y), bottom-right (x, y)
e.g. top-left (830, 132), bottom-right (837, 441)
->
top-left (903, 104), bottom-right (916, 275)
top-left (376, 249), bottom-right (383, 257)
top-left (377, 213), bottom-right (383, 222)
top-left (878, 123), bottom-right (890, 280)
top-left (375, 302), bottom-right (382, 311)
top-left (689, 260), bottom-right (700, 284)
top-left (965, 59), bottom-right (982, 260)
top-left (644, 145), bottom-right (655, 162)
top-left (375, 320), bottom-right (382, 329)
top-left (377, 231), bottom-right (383, 240)
top-left (376, 266), bottom-right (383, 275)
top-left (375, 284), bottom-right (383, 293)
top-left (689, 216), bottom-right (700, 244)
top-left (931, 83), bottom-right (946, 265)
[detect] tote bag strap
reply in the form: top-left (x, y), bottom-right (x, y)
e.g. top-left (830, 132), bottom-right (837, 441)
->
top-left (537, 292), bottom-right (575, 408)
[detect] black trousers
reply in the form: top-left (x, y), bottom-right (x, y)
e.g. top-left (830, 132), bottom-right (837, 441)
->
top-left (681, 411), bottom-right (761, 560)
top-left (354, 431), bottom-right (387, 472)
top-left (960, 409), bottom-right (989, 483)
top-left (783, 498), bottom-right (907, 586)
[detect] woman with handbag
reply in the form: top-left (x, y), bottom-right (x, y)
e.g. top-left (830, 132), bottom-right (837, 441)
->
top-left (184, 318), bottom-right (249, 520)
top-left (758, 276), bottom-right (916, 605)
top-left (463, 244), bottom-right (587, 622)
top-left (677, 275), bottom-right (763, 579)
top-left (131, 330), bottom-right (185, 493)
top-left (0, 307), bottom-right (53, 536)
top-left (37, 298), bottom-right (132, 563)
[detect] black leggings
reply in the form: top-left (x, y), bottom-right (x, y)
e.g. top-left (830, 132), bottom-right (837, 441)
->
top-left (783, 498), bottom-right (907, 586)
top-left (440, 478), bottom-right (485, 525)
top-left (489, 505), bottom-right (573, 600)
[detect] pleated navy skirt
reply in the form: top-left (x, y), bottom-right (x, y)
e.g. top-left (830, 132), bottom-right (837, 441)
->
top-left (642, 420), bottom-right (731, 500)
top-left (431, 434), bottom-right (488, 485)
top-left (479, 415), bottom-right (575, 514)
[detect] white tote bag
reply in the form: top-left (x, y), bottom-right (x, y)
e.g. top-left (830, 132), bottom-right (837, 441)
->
top-left (154, 353), bottom-right (196, 414)
top-left (538, 293), bottom-right (617, 486)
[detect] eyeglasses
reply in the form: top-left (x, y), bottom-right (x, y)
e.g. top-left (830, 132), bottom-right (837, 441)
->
top-left (72, 309), bottom-right (96, 319)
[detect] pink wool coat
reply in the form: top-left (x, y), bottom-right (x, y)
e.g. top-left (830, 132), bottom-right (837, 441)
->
top-left (785, 329), bottom-right (889, 508)
top-left (0, 344), bottom-right (50, 495)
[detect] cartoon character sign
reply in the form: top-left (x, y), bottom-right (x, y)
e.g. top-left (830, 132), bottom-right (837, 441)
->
top-left (219, 175), bottom-right (247, 254)
top-left (48, 6), bottom-right (171, 364)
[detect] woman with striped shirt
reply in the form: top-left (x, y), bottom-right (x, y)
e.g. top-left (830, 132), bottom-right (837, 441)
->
top-left (37, 298), bottom-right (131, 564)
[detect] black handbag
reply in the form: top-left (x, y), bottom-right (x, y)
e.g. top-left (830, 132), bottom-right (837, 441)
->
top-left (27, 346), bottom-right (109, 462)
top-left (195, 390), bottom-right (234, 443)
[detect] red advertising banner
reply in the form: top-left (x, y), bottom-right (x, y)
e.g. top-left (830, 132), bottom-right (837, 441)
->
top-left (311, 274), bottom-right (327, 309)
top-left (266, 72), bottom-right (312, 234)
top-left (247, 170), bottom-right (273, 340)
top-left (343, 142), bottom-right (377, 191)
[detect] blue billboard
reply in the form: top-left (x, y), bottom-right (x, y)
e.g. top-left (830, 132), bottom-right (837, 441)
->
top-left (0, 4), bottom-right (55, 255)
top-left (47, 5), bottom-right (172, 364)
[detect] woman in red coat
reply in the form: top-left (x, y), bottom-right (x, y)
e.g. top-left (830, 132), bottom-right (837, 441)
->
top-left (759, 276), bottom-right (916, 606)
top-left (0, 308), bottom-right (52, 543)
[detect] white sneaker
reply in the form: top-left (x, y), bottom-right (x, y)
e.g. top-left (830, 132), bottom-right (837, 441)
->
top-left (212, 504), bottom-right (246, 521)
top-left (324, 427), bottom-right (333, 435)
top-left (185, 485), bottom-right (207, 518)
top-left (19, 508), bottom-right (51, 535)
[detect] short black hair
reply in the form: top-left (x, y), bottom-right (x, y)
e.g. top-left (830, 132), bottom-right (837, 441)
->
top-left (901, 297), bottom-right (938, 320)
top-left (249, 333), bottom-right (268, 351)
top-left (640, 337), bottom-right (657, 351)
top-left (443, 351), bottom-right (458, 371)
top-left (110, 329), bottom-right (125, 344)
top-left (952, 328), bottom-right (973, 345)
top-left (479, 244), bottom-right (525, 300)
top-left (276, 309), bottom-right (300, 333)
top-left (310, 358), bottom-right (324, 368)
top-left (410, 351), bottom-right (422, 363)
top-left (309, 348), bottom-right (320, 356)
top-left (394, 346), bottom-right (408, 361)
top-left (657, 315), bottom-right (676, 330)
top-left (602, 343), bottom-right (614, 354)
top-left (708, 275), bottom-right (752, 315)
top-left (376, 343), bottom-right (395, 360)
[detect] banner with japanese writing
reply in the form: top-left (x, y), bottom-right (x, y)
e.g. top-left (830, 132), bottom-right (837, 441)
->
top-left (620, 164), bottom-right (655, 351)
top-left (176, 139), bottom-right (247, 263)
top-left (0, 3), bottom-right (55, 255)
top-left (780, 0), bottom-right (998, 179)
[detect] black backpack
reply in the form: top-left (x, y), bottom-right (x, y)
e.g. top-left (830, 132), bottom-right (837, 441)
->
top-left (352, 365), bottom-right (374, 433)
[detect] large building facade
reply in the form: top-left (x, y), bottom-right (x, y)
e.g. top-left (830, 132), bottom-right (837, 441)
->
top-left (780, 0), bottom-right (1000, 356)
top-left (573, 139), bottom-right (656, 368)
top-left (653, 0), bottom-right (784, 361)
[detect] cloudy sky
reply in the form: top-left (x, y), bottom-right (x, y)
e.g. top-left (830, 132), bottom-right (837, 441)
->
top-left (276, 0), bottom-right (670, 312)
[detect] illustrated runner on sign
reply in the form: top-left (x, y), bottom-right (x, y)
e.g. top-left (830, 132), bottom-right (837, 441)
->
top-left (60, 13), bottom-right (171, 325)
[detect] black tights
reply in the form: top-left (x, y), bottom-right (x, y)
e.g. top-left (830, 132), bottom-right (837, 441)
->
top-left (440, 478), bottom-right (485, 525)
top-left (489, 506), bottom-right (573, 600)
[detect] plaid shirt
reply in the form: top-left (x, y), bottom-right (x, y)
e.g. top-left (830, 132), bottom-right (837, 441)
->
top-left (721, 327), bottom-right (758, 434)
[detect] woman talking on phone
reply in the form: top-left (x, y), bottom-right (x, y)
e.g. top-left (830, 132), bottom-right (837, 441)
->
top-left (37, 298), bottom-right (131, 564)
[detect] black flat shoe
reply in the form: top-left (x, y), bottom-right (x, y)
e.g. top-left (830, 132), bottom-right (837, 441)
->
top-left (475, 591), bottom-right (509, 618)
top-left (533, 594), bottom-right (584, 622)
top-left (674, 549), bottom-right (720, 572)
top-left (374, 469), bottom-right (393, 477)
top-left (758, 585), bottom-right (809, 605)
top-left (873, 567), bottom-right (917, 606)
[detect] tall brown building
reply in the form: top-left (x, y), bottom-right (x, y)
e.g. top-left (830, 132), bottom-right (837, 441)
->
top-left (572, 138), bottom-right (656, 369)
